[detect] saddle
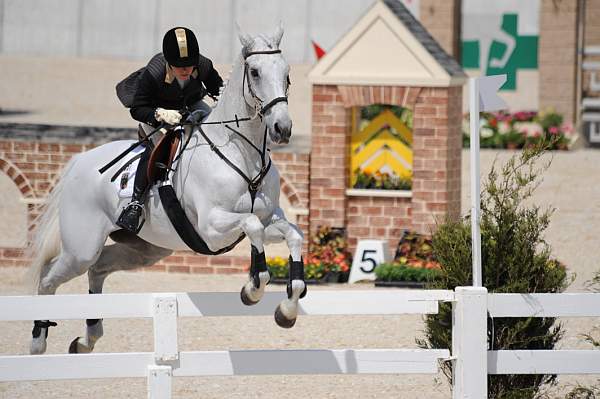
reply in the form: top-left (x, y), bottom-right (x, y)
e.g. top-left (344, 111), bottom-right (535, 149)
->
top-left (146, 127), bottom-right (182, 184)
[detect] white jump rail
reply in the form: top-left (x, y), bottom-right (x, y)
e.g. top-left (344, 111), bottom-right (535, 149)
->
top-left (487, 293), bottom-right (600, 375)
top-left (4, 288), bottom-right (600, 398)
top-left (450, 288), bottom-right (600, 399)
top-left (0, 290), bottom-right (453, 398)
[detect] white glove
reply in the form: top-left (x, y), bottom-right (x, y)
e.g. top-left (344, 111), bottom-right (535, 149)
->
top-left (154, 108), bottom-right (182, 125)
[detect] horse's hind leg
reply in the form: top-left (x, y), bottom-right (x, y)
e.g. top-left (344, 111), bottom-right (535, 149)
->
top-left (68, 231), bottom-right (172, 354)
top-left (264, 208), bottom-right (306, 328)
top-left (31, 246), bottom-right (104, 354)
top-left (30, 212), bottom-right (111, 355)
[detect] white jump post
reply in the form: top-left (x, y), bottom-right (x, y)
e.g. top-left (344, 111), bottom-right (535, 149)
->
top-left (468, 74), bottom-right (507, 287)
top-left (150, 294), bottom-right (178, 399)
top-left (452, 286), bottom-right (488, 398)
top-left (455, 74), bottom-right (507, 398)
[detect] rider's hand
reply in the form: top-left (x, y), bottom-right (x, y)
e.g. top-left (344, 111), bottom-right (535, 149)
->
top-left (154, 108), bottom-right (182, 125)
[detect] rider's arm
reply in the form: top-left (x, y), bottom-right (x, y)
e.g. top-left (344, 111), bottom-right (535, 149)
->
top-left (197, 56), bottom-right (223, 98)
top-left (130, 69), bottom-right (161, 127)
top-left (204, 66), bottom-right (223, 98)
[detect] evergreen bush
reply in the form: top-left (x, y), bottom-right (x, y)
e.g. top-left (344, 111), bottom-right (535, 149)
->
top-left (417, 143), bottom-right (571, 398)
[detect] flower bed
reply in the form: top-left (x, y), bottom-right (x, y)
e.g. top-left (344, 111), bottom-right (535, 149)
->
top-left (352, 169), bottom-right (412, 190)
top-left (265, 226), bottom-right (352, 284)
top-left (463, 110), bottom-right (574, 150)
top-left (374, 230), bottom-right (441, 288)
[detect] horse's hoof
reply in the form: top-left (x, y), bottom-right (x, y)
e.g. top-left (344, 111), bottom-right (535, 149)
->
top-left (69, 337), bottom-right (94, 354)
top-left (240, 287), bottom-right (259, 306)
top-left (68, 337), bottom-right (81, 353)
top-left (274, 305), bottom-right (296, 329)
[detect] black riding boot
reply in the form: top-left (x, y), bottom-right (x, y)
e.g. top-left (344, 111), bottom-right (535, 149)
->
top-left (116, 145), bottom-right (150, 233)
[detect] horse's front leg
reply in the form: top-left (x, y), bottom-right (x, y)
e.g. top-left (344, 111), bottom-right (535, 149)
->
top-left (264, 208), bottom-right (306, 328)
top-left (206, 209), bottom-right (270, 306)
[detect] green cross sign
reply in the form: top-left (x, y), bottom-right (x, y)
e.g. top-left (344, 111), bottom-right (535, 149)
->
top-left (462, 14), bottom-right (538, 90)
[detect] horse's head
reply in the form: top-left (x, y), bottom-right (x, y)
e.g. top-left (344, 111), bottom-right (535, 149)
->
top-left (239, 25), bottom-right (292, 144)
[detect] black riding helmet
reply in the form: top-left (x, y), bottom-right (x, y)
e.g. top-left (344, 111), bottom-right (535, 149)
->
top-left (162, 27), bottom-right (199, 67)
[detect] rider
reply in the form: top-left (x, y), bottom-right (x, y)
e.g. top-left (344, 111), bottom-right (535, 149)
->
top-left (116, 26), bottom-right (224, 233)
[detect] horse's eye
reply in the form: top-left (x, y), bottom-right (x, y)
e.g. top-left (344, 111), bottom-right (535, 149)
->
top-left (250, 68), bottom-right (259, 78)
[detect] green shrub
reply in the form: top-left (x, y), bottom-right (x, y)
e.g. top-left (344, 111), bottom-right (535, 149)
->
top-left (375, 262), bottom-right (440, 282)
top-left (418, 142), bottom-right (571, 398)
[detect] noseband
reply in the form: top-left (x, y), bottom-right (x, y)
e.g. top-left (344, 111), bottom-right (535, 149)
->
top-left (243, 49), bottom-right (289, 118)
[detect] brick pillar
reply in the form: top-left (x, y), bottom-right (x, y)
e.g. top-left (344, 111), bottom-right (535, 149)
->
top-left (585, 0), bottom-right (600, 46)
top-left (309, 85), bottom-right (349, 231)
top-left (539, 0), bottom-right (580, 124)
top-left (412, 87), bottom-right (462, 234)
top-left (419, 0), bottom-right (462, 58)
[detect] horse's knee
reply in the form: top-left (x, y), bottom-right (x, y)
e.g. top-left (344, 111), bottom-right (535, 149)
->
top-left (241, 215), bottom-right (265, 240)
top-left (284, 225), bottom-right (303, 254)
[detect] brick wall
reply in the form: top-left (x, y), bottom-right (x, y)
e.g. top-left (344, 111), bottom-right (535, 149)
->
top-left (310, 84), bottom-right (462, 253)
top-left (583, 0), bottom-right (600, 99)
top-left (419, 0), bottom-right (462, 58)
top-left (346, 196), bottom-right (412, 251)
top-left (0, 126), bottom-right (310, 273)
top-left (539, 0), bottom-right (580, 123)
top-left (412, 86), bottom-right (463, 233)
top-left (309, 85), bottom-right (349, 229)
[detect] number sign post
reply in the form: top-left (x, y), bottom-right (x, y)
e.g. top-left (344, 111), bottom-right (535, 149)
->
top-left (348, 240), bottom-right (391, 284)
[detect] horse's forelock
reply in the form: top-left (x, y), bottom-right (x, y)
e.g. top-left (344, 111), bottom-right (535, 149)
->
top-left (241, 41), bottom-right (254, 59)
top-left (241, 35), bottom-right (277, 58)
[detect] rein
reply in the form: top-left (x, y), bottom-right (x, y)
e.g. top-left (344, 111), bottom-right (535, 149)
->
top-left (196, 124), bottom-right (271, 213)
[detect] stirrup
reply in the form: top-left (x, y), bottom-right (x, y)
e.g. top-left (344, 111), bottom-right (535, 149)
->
top-left (116, 202), bottom-right (145, 234)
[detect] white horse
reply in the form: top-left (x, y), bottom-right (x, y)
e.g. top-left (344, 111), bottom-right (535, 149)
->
top-left (27, 26), bottom-right (306, 355)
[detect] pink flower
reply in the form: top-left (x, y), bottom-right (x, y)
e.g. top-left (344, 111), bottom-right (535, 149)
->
top-left (549, 126), bottom-right (559, 135)
top-left (561, 123), bottom-right (574, 136)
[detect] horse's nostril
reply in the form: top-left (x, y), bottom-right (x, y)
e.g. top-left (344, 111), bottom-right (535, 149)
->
top-left (274, 123), bottom-right (281, 135)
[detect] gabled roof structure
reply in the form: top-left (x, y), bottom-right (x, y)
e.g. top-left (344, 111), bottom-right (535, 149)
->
top-left (309, 0), bottom-right (466, 87)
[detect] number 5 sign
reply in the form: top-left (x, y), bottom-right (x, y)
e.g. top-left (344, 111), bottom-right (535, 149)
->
top-left (348, 240), bottom-right (391, 284)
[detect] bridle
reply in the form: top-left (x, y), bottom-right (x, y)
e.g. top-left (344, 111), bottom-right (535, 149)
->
top-left (242, 49), bottom-right (290, 119)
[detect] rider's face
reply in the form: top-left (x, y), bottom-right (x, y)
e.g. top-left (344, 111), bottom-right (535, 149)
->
top-left (171, 66), bottom-right (194, 81)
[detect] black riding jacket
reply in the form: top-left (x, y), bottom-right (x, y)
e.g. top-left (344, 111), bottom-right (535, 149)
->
top-left (130, 53), bottom-right (223, 127)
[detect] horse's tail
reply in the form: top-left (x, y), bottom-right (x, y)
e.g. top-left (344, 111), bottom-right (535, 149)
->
top-left (26, 157), bottom-right (77, 294)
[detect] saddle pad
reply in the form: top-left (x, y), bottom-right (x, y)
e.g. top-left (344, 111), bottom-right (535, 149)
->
top-left (113, 145), bottom-right (146, 199)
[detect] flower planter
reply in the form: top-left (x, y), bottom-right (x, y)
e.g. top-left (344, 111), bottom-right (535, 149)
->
top-left (345, 188), bottom-right (412, 198)
top-left (374, 280), bottom-right (426, 289)
top-left (269, 271), bottom-right (348, 285)
top-left (269, 278), bottom-right (327, 285)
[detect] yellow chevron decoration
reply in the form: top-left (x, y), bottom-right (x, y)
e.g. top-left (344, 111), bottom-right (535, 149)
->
top-left (350, 106), bottom-right (413, 189)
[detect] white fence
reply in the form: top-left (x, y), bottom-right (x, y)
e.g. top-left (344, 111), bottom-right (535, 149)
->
top-left (1, 287), bottom-right (600, 398)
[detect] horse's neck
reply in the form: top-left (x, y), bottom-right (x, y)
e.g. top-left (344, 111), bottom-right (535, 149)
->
top-left (202, 56), bottom-right (265, 169)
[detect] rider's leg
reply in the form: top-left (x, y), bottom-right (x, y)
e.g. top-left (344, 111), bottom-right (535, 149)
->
top-left (188, 99), bottom-right (213, 122)
top-left (116, 142), bottom-right (151, 232)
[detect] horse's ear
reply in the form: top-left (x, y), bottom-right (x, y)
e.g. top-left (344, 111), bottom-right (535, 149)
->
top-left (236, 22), bottom-right (253, 49)
top-left (272, 22), bottom-right (284, 48)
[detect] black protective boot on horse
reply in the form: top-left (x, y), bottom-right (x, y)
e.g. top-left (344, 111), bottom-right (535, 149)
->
top-left (116, 144), bottom-right (151, 233)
